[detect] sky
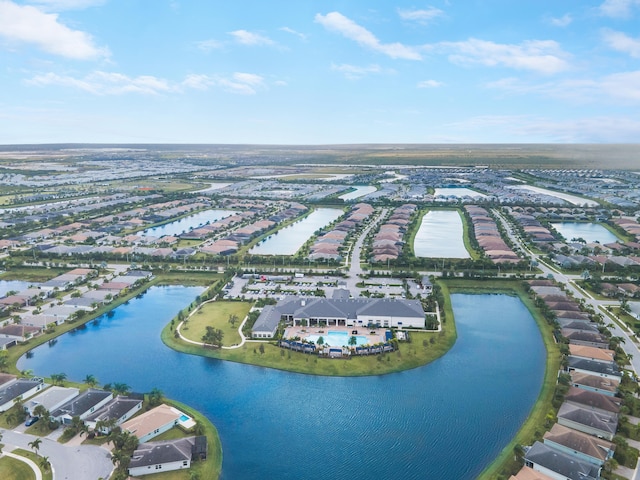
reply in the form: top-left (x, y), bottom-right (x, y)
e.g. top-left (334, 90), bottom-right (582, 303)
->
top-left (0, 0), bottom-right (639, 144)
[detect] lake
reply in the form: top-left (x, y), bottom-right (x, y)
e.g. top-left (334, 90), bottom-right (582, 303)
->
top-left (434, 187), bottom-right (486, 199)
top-left (249, 208), bottom-right (343, 256)
top-left (339, 186), bottom-right (377, 201)
top-left (0, 280), bottom-right (35, 297)
top-left (138, 209), bottom-right (236, 237)
top-left (510, 186), bottom-right (598, 207)
top-left (551, 222), bottom-right (619, 244)
top-left (19, 288), bottom-right (545, 480)
top-left (414, 210), bottom-right (470, 258)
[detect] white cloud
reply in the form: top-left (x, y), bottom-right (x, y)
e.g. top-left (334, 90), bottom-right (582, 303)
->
top-left (183, 72), bottom-right (265, 95)
top-left (195, 39), bottom-right (224, 52)
top-left (487, 70), bottom-right (640, 103)
top-left (398, 7), bottom-right (444, 24)
top-left (25, 0), bottom-right (105, 10)
top-left (28, 70), bottom-right (270, 95)
top-left (441, 38), bottom-right (570, 74)
top-left (0, 0), bottom-right (108, 60)
top-left (229, 29), bottom-right (275, 46)
top-left (315, 11), bottom-right (423, 60)
top-left (417, 79), bottom-right (443, 88)
top-left (549, 14), bottom-right (573, 27)
top-left (598, 0), bottom-right (640, 18)
top-left (27, 71), bottom-right (175, 95)
top-left (280, 27), bottom-right (307, 40)
top-left (331, 63), bottom-right (387, 79)
top-left (602, 29), bottom-right (640, 57)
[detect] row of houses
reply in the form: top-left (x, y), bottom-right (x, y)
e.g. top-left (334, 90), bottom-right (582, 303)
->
top-left (308, 203), bottom-right (374, 261)
top-left (370, 204), bottom-right (417, 263)
top-left (465, 205), bottom-right (520, 263)
top-left (511, 280), bottom-right (624, 480)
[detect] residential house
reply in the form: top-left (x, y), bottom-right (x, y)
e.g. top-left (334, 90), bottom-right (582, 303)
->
top-left (121, 404), bottom-right (185, 443)
top-left (128, 436), bottom-right (207, 477)
top-left (51, 388), bottom-right (113, 424)
top-left (557, 402), bottom-right (618, 440)
top-left (524, 441), bottom-right (600, 480)
top-left (570, 371), bottom-right (619, 397)
top-left (564, 387), bottom-right (621, 415)
top-left (84, 396), bottom-right (143, 433)
top-left (0, 378), bottom-right (46, 412)
top-left (24, 386), bottom-right (79, 417)
top-left (543, 423), bottom-right (614, 466)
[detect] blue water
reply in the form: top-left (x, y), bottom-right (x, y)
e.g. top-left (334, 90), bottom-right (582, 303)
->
top-left (551, 222), bottom-right (619, 244)
top-left (18, 287), bottom-right (545, 480)
top-left (137, 209), bottom-right (236, 237)
top-left (305, 332), bottom-right (369, 346)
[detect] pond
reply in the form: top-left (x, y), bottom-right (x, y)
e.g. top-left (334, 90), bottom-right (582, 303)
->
top-left (510, 186), bottom-right (598, 207)
top-left (339, 186), bottom-right (377, 201)
top-left (434, 187), bottom-right (486, 199)
top-left (551, 222), bottom-right (619, 244)
top-left (249, 208), bottom-right (343, 256)
top-left (19, 288), bottom-right (545, 480)
top-left (138, 209), bottom-right (236, 237)
top-left (414, 210), bottom-right (470, 258)
top-left (0, 280), bottom-right (35, 297)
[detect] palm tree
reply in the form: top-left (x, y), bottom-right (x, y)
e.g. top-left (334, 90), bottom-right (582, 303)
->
top-left (84, 374), bottom-right (98, 388)
top-left (348, 336), bottom-right (357, 348)
top-left (28, 438), bottom-right (42, 456)
top-left (112, 383), bottom-right (131, 396)
top-left (50, 372), bottom-right (67, 386)
top-left (148, 388), bottom-right (163, 407)
top-left (39, 456), bottom-right (51, 472)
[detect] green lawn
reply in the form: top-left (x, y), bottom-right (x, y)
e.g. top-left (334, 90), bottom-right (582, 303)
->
top-left (11, 450), bottom-right (52, 480)
top-left (181, 301), bottom-right (252, 347)
top-left (0, 455), bottom-right (35, 480)
top-left (0, 267), bottom-right (68, 282)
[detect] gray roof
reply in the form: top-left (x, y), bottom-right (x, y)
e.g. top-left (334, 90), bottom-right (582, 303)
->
top-left (568, 357), bottom-right (621, 377)
top-left (51, 388), bottom-right (112, 419)
top-left (0, 378), bottom-right (44, 406)
top-left (129, 436), bottom-right (206, 469)
top-left (252, 305), bottom-right (280, 334)
top-left (557, 402), bottom-right (618, 435)
top-left (84, 396), bottom-right (142, 423)
top-left (544, 423), bottom-right (614, 463)
top-left (565, 386), bottom-right (621, 414)
top-left (525, 441), bottom-right (600, 480)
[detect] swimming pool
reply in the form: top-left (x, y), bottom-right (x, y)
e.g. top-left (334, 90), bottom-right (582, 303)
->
top-left (179, 414), bottom-right (190, 422)
top-left (304, 331), bottom-right (370, 347)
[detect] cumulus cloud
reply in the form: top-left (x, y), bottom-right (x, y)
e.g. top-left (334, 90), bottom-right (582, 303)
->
top-left (315, 11), bottom-right (423, 60)
top-left (440, 38), bottom-right (570, 74)
top-left (549, 14), bottom-right (573, 27)
top-left (417, 79), bottom-right (443, 88)
top-left (0, 0), bottom-right (108, 59)
top-left (602, 29), bottom-right (640, 57)
top-left (25, 0), bottom-right (105, 10)
top-left (229, 29), bottom-right (275, 46)
top-left (398, 7), bottom-right (444, 24)
top-left (598, 0), bottom-right (640, 18)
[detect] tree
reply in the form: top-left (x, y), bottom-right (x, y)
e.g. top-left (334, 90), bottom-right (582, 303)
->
top-left (50, 372), bottom-right (67, 386)
top-left (0, 351), bottom-right (8, 372)
top-left (39, 456), bottom-right (51, 473)
top-left (259, 343), bottom-right (265, 355)
top-left (317, 336), bottom-right (325, 346)
top-left (348, 336), bottom-right (357, 348)
top-left (84, 374), bottom-right (98, 388)
top-left (28, 438), bottom-right (42, 456)
top-left (112, 383), bottom-right (131, 396)
top-left (202, 326), bottom-right (224, 347)
top-left (148, 388), bottom-right (163, 407)
top-left (228, 314), bottom-right (239, 327)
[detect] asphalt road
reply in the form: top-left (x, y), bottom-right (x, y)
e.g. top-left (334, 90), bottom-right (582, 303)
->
top-left (1, 429), bottom-right (114, 480)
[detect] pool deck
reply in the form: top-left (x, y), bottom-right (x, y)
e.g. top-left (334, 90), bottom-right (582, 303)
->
top-left (284, 326), bottom-right (386, 346)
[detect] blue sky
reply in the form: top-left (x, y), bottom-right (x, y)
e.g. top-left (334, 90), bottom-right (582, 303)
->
top-left (0, 0), bottom-right (639, 144)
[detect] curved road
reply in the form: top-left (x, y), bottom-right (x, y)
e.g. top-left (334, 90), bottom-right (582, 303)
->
top-left (1, 429), bottom-right (113, 480)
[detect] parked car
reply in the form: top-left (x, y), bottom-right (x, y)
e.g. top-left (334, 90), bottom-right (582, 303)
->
top-left (25, 416), bottom-right (39, 426)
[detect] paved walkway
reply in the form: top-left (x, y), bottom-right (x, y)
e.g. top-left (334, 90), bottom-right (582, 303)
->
top-left (1, 450), bottom-right (42, 480)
